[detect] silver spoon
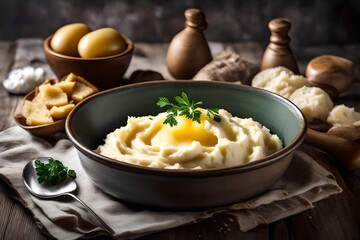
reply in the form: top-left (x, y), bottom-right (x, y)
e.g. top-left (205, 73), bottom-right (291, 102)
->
top-left (22, 157), bottom-right (115, 234)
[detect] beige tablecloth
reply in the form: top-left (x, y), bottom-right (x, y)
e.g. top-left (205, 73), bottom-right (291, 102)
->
top-left (0, 126), bottom-right (342, 239)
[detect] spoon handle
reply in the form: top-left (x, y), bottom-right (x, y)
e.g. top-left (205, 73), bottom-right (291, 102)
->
top-left (64, 192), bottom-right (115, 234)
top-left (306, 128), bottom-right (360, 171)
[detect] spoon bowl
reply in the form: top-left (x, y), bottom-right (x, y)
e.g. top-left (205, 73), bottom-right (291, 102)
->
top-left (23, 157), bottom-right (77, 198)
top-left (22, 157), bottom-right (114, 234)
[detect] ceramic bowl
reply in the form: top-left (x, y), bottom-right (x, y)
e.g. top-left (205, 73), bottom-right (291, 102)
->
top-left (44, 35), bottom-right (134, 91)
top-left (66, 81), bottom-right (307, 209)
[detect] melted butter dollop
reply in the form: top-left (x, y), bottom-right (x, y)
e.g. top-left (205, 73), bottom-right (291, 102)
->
top-left (152, 116), bottom-right (218, 147)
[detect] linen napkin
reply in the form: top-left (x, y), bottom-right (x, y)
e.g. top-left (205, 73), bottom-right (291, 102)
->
top-left (0, 126), bottom-right (342, 239)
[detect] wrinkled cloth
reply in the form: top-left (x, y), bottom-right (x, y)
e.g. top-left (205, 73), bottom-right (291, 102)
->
top-left (0, 126), bottom-right (342, 239)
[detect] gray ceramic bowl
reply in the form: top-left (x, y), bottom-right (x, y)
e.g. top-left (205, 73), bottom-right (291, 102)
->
top-left (66, 81), bottom-right (306, 209)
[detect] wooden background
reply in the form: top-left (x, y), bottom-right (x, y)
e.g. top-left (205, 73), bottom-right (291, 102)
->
top-left (0, 0), bottom-right (360, 45)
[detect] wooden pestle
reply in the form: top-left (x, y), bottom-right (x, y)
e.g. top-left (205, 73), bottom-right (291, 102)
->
top-left (327, 125), bottom-right (360, 141)
top-left (306, 128), bottom-right (360, 171)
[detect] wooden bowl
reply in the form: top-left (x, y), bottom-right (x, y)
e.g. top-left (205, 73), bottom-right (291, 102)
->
top-left (14, 81), bottom-right (66, 137)
top-left (44, 34), bottom-right (134, 91)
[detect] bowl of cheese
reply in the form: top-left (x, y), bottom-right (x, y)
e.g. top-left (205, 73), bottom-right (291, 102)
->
top-left (14, 73), bottom-right (98, 136)
top-left (66, 80), bottom-right (307, 209)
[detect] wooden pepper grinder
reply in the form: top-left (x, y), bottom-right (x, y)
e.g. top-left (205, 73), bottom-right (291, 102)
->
top-left (166, 8), bottom-right (212, 79)
top-left (260, 18), bottom-right (299, 74)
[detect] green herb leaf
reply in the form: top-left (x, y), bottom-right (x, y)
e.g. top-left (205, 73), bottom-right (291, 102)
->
top-left (34, 158), bottom-right (77, 185)
top-left (163, 113), bottom-right (178, 127)
top-left (156, 97), bottom-right (172, 108)
top-left (206, 108), bottom-right (221, 123)
top-left (157, 92), bottom-right (221, 126)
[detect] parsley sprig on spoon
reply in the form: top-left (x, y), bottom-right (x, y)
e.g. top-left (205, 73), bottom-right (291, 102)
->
top-left (34, 158), bottom-right (76, 185)
top-left (157, 92), bottom-right (221, 127)
top-left (23, 157), bottom-right (114, 233)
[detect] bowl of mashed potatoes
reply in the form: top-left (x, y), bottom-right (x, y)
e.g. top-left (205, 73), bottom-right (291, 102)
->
top-left (66, 80), bottom-right (307, 209)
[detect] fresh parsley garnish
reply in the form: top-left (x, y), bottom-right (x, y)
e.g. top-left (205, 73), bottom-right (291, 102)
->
top-left (34, 158), bottom-right (76, 185)
top-left (157, 92), bottom-right (221, 127)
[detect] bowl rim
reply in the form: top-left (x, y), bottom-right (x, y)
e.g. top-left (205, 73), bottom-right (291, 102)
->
top-left (44, 34), bottom-right (134, 61)
top-left (66, 80), bottom-right (307, 177)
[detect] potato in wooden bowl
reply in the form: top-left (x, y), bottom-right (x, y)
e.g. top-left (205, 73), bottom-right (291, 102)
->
top-left (14, 73), bottom-right (98, 136)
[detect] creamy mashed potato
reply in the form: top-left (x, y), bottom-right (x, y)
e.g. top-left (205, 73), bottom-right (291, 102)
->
top-left (289, 86), bottom-right (333, 122)
top-left (327, 104), bottom-right (360, 127)
top-left (252, 67), bottom-right (335, 123)
top-left (252, 66), bottom-right (309, 98)
top-left (96, 109), bottom-right (283, 169)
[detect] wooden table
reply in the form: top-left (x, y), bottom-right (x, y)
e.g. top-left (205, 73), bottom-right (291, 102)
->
top-left (1, 39), bottom-right (360, 239)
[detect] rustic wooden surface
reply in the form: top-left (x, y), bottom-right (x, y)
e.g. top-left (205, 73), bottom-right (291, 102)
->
top-left (1, 39), bottom-right (360, 240)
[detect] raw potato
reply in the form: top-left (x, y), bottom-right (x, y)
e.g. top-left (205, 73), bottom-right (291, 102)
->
top-left (21, 73), bottom-right (98, 126)
top-left (78, 28), bottom-right (127, 58)
top-left (50, 23), bottom-right (92, 56)
top-left (193, 51), bottom-right (258, 85)
top-left (22, 100), bottom-right (54, 125)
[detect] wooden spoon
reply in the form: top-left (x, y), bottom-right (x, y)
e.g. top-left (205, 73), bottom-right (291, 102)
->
top-left (306, 128), bottom-right (360, 171)
top-left (306, 55), bottom-right (354, 99)
top-left (327, 125), bottom-right (360, 141)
